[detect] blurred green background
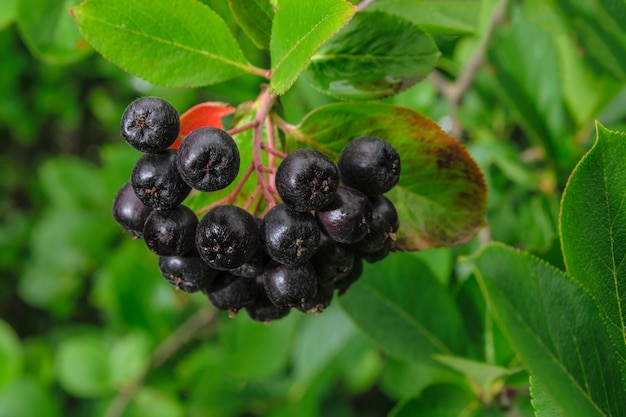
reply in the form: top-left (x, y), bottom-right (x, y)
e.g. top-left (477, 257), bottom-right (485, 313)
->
top-left (1, 0), bottom-right (626, 416)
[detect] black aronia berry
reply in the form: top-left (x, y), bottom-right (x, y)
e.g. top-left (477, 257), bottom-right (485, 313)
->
top-left (121, 96), bottom-right (180, 153)
top-left (112, 95), bottom-right (404, 324)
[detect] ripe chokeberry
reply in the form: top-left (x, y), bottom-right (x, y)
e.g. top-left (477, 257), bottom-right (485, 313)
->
top-left (112, 182), bottom-right (153, 239)
top-left (176, 127), bottom-right (240, 191)
top-left (158, 251), bottom-right (218, 293)
top-left (315, 186), bottom-right (373, 244)
top-left (338, 136), bottom-right (401, 196)
top-left (121, 96), bottom-right (180, 153)
top-left (296, 283), bottom-right (334, 315)
top-left (195, 205), bottom-right (259, 270)
top-left (246, 276), bottom-right (291, 323)
top-left (262, 262), bottom-right (318, 308)
top-left (260, 204), bottom-right (320, 265)
top-left (204, 273), bottom-right (258, 316)
top-left (309, 232), bottom-right (355, 284)
top-left (131, 150), bottom-right (191, 210)
top-left (143, 205), bottom-right (198, 256)
top-left (334, 256), bottom-right (364, 295)
top-left (275, 148), bottom-right (339, 212)
top-left (353, 195), bottom-right (399, 253)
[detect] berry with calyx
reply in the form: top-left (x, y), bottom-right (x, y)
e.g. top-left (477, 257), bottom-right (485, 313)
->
top-left (315, 186), bottom-right (373, 244)
top-left (204, 273), bottom-right (258, 317)
top-left (196, 205), bottom-right (259, 271)
top-left (112, 182), bottom-right (153, 239)
top-left (245, 276), bottom-right (291, 323)
top-left (353, 195), bottom-right (399, 253)
top-left (131, 150), bottom-right (191, 210)
top-left (143, 205), bottom-right (198, 256)
top-left (121, 96), bottom-right (180, 153)
top-left (176, 127), bottom-right (240, 191)
top-left (275, 148), bottom-right (340, 212)
top-left (338, 136), bottom-right (401, 196)
top-left (262, 262), bottom-right (318, 308)
top-left (334, 256), bottom-right (364, 295)
top-left (309, 232), bottom-right (355, 284)
top-left (260, 204), bottom-right (320, 265)
top-left (296, 283), bottom-right (334, 315)
top-left (158, 251), bottom-right (218, 293)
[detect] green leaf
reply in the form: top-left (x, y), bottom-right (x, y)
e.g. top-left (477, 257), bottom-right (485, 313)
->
top-left (530, 376), bottom-right (565, 417)
top-left (466, 243), bottom-right (626, 417)
top-left (108, 332), bottom-right (152, 387)
top-left (269, 0), bottom-right (356, 94)
top-left (125, 387), bottom-right (185, 417)
top-left (306, 10), bottom-right (440, 100)
top-left (559, 123), bottom-right (626, 375)
top-left (389, 383), bottom-right (503, 417)
top-left (339, 252), bottom-right (466, 364)
top-left (0, 320), bottom-right (22, 391)
top-left (71, 0), bottom-right (261, 87)
top-left (369, 0), bottom-right (481, 35)
top-left (16, 0), bottom-right (92, 65)
top-left (55, 332), bottom-right (113, 397)
top-left (228, 0), bottom-right (274, 49)
top-left (0, 378), bottom-right (61, 417)
top-left (0, 0), bottom-right (17, 31)
top-left (288, 103), bottom-right (487, 250)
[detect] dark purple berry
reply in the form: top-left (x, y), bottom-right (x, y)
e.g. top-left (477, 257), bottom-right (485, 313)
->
top-left (112, 182), bottom-right (153, 238)
top-left (245, 276), bottom-right (291, 323)
top-left (204, 273), bottom-right (257, 317)
top-left (358, 239), bottom-right (393, 263)
top-left (261, 204), bottom-right (320, 265)
top-left (176, 127), bottom-right (240, 191)
top-left (309, 232), bottom-right (355, 284)
top-left (158, 252), bottom-right (218, 293)
top-left (131, 150), bottom-right (191, 210)
top-left (334, 256), bottom-right (364, 295)
top-left (195, 205), bottom-right (259, 271)
top-left (296, 283), bottom-right (334, 315)
top-left (315, 186), bottom-right (373, 244)
top-left (275, 148), bottom-right (340, 212)
top-left (262, 262), bottom-right (318, 308)
top-left (338, 136), bottom-right (401, 196)
top-left (143, 205), bottom-right (198, 256)
top-left (121, 96), bottom-right (180, 153)
top-left (353, 195), bottom-right (399, 253)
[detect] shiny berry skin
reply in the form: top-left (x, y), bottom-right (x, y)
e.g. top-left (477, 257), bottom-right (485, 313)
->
top-left (131, 150), bottom-right (191, 210)
top-left (262, 262), bottom-right (318, 308)
top-left (121, 97), bottom-right (180, 153)
top-left (334, 256), bottom-right (364, 295)
top-left (353, 195), bottom-right (399, 253)
top-left (158, 252), bottom-right (218, 293)
top-left (260, 204), bottom-right (320, 265)
top-left (315, 186), bottom-right (373, 244)
top-left (338, 136), bottom-right (401, 196)
top-left (204, 273), bottom-right (258, 316)
top-left (275, 148), bottom-right (340, 212)
top-left (195, 205), bottom-right (259, 271)
top-left (309, 232), bottom-right (355, 284)
top-left (245, 276), bottom-right (291, 323)
top-left (176, 127), bottom-right (240, 191)
top-left (112, 182), bottom-right (153, 238)
top-left (296, 283), bottom-right (333, 315)
top-left (143, 205), bottom-right (198, 256)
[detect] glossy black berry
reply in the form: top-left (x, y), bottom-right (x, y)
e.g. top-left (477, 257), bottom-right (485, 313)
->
top-left (296, 283), bottom-right (334, 315)
top-left (158, 251), bottom-right (218, 293)
top-left (143, 205), bottom-right (198, 256)
top-left (262, 262), bottom-right (318, 308)
top-left (121, 97), bottom-right (180, 153)
top-left (338, 136), bottom-right (401, 196)
top-left (315, 186), bottom-right (373, 244)
top-left (275, 148), bottom-right (340, 212)
top-left (309, 232), bottom-right (355, 284)
top-left (353, 195), bottom-right (399, 253)
top-left (204, 273), bottom-right (257, 316)
top-left (195, 205), bottom-right (259, 271)
top-left (334, 256), bottom-right (364, 295)
top-left (112, 182), bottom-right (153, 239)
top-left (131, 150), bottom-right (191, 210)
top-left (261, 204), bottom-right (320, 265)
top-left (176, 127), bottom-right (240, 191)
top-left (245, 276), bottom-right (291, 323)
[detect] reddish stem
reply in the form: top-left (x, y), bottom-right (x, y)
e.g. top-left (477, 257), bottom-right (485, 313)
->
top-left (228, 120), bottom-right (259, 136)
top-left (243, 184), bottom-right (262, 211)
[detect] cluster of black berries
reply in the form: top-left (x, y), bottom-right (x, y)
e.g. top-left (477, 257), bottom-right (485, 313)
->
top-left (112, 96), bottom-right (401, 323)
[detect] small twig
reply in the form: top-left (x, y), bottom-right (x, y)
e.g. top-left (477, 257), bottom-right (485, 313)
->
top-left (243, 183), bottom-right (262, 211)
top-left (228, 120), bottom-right (259, 136)
top-left (356, 0), bottom-right (377, 11)
top-left (261, 142), bottom-right (287, 158)
top-left (251, 88), bottom-right (278, 209)
top-left (103, 306), bottom-right (218, 417)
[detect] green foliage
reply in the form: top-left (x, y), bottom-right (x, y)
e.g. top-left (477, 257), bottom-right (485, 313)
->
top-left (2, 0), bottom-right (626, 416)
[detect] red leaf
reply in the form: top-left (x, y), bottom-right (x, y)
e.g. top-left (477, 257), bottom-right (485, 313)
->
top-left (169, 102), bottom-right (235, 149)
